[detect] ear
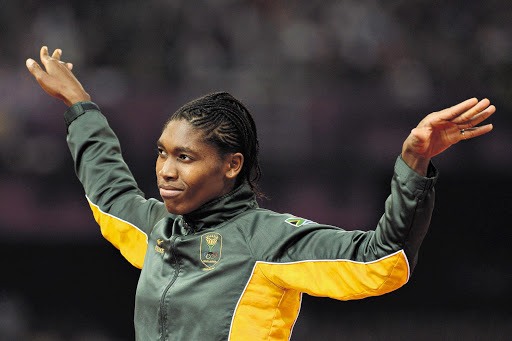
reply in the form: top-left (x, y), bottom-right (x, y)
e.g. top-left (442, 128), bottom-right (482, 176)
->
top-left (225, 153), bottom-right (244, 179)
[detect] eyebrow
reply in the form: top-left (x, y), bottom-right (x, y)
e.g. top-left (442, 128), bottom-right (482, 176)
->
top-left (156, 140), bottom-right (196, 154)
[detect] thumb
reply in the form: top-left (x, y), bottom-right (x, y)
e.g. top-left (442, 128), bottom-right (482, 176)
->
top-left (26, 58), bottom-right (61, 100)
top-left (26, 58), bottom-right (46, 80)
top-left (410, 126), bottom-right (432, 143)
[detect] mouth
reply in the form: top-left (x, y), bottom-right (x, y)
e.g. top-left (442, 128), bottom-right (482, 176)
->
top-left (159, 186), bottom-right (184, 199)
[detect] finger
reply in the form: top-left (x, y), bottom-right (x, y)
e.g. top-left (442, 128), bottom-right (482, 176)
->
top-left (39, 46), bottom-right (52, 70)
top-left (451, 98), bottom-right (492, 124)
top-left (435, 98), bottom-right (479, 121)
top-left (40, 46), bottom-right (49, 62)
top-left (457, 104), bottom-right (496, 129)
top-left (460, 124), bottom-right (493, 141)
top-left (51, 48), bottom-right (62, 60)
top-left (66, 62), bottom-right (73, 71)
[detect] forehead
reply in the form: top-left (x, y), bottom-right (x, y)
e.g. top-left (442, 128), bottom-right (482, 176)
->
top-left (159, 119), bottom-right (216, 154)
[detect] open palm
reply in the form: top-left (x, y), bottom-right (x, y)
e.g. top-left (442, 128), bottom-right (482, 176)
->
top-left (405, 98), bottom-right (495, 158)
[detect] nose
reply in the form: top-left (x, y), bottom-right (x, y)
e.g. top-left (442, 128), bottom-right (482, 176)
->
top-left (158, 158), bottom-right (178, 180)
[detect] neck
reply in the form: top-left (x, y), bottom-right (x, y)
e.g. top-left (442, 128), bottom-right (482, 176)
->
top-left (182, 184), bottom-right (257, 233)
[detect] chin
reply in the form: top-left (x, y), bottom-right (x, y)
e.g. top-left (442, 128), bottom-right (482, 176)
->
top-left (165, 205), bottom-right (185, 215)
top-left (164, 202), bottom-right (192, 216)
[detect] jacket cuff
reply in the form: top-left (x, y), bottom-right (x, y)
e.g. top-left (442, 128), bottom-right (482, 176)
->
top-left (395, 155), bottom-right (438, 197)
top-left (64, 101), bottom-right (100, 126)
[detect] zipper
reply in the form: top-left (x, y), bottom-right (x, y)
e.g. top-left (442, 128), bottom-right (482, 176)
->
top-left (183, 217), bottom-right (197, 235)
top-left (159, 235), bottom-right (180, 341)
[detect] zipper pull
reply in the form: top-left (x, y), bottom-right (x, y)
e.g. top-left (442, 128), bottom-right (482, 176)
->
top-left (183, 218), bottom-right (194, 235)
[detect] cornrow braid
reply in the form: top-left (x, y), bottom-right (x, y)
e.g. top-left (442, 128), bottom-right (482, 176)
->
top-left (165, 92), bottom-right (264, 198)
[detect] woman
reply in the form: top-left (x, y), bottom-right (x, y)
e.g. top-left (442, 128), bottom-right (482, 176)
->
top-left (26, 46), bottom-right (495, 341)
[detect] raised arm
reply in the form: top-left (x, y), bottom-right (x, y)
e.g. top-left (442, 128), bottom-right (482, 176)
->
top-left (248, 98), bottom-right (495, 300)
top-left (26, 46), bottom-right (170, 268)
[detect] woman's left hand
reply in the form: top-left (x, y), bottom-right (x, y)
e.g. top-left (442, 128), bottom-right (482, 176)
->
top-left (401, 98), bottom-right (496, 176)
top-left (26, 46), bottom-right (90, 106)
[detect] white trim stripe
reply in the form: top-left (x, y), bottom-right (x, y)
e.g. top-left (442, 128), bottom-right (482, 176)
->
top-left (287, 292), bottom-right (303, 341)
top-left (254, 249), bottom-right (410, 281)
top-left (228, 263), bottom-right (258, 340)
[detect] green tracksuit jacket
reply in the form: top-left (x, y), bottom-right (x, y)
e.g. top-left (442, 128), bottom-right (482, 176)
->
top-left (65, 101), bottom-right (438, 341)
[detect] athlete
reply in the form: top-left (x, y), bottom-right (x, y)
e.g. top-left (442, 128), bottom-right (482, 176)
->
top-left (26, 46), bottom-right (495, 341)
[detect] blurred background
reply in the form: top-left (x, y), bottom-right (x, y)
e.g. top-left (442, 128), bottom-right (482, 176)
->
top-left (1, 0), bottom-right (511, 339)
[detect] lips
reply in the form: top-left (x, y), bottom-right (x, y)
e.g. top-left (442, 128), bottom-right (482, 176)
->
top-left (159, 186), bottom-right (184, 199)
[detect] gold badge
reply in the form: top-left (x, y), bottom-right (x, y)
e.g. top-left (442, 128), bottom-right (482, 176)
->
top-left (200, 232), bottom-right (222, 271)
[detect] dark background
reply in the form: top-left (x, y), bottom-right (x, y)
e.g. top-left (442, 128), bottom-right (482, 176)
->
top-left (1, 1), bottom-right (511, 340)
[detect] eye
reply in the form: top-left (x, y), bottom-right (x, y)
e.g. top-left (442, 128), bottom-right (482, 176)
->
top-left (157, 148), bottom-right (167, 158)
top-left (178, 154), bottom-right (192, 161)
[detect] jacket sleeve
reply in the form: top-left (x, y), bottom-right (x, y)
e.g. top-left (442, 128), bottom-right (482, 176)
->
top-left (65, 101), bottom-right (171, 268)
top-left (245, 155), bottom-right (438, 300)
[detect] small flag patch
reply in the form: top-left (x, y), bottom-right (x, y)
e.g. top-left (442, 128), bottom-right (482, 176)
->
top-left (285, 217), bottom-right (314, 227)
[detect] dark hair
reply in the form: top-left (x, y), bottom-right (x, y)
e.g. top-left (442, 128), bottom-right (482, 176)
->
top-left (165, 92), bottom-right (264, 198)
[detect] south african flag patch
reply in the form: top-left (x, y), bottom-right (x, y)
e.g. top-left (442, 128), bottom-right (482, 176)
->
top-left (285, 217), bottom-right (315, 227)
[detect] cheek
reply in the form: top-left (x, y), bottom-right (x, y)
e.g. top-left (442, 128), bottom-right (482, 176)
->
top-left (186, 165), bottom-right (225, 190)
top-left (182, 169), bottom-right (208, 189)
top-left (155, 158), bottom-right (162, 176)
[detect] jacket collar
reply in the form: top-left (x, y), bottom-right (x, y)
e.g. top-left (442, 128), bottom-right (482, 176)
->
top-left (182, 184), bottom-right (258, 233)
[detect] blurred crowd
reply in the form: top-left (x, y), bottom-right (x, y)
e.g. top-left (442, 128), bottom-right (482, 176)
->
top-left (1, 0), bottom-right (511, 339)
top-left (1, 0), bottom-right (511, 237)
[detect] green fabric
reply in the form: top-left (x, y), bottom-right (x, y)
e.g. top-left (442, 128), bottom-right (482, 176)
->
top-left (64, 101), bottom-right (438, 341)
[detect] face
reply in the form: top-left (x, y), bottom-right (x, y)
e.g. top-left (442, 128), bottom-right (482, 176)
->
top-left (156, 119), bottom-right (237, 215)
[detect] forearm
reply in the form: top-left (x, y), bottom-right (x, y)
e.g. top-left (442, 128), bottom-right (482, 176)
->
top-left (65, 102), bottom-right (143, 206)
top-left (374, 155), bottom-right (437, 271)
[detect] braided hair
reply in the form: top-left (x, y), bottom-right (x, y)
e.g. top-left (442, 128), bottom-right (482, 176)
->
top-left (165, 92), bottom-right (264, 198)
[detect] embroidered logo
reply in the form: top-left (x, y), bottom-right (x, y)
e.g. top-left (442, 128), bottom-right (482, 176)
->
top-left (200, 232), bottom-right (222, 271)
top-left (155, 239), bottom-right (165, 254)
top-left (285, 217), bottom-right (315, 227)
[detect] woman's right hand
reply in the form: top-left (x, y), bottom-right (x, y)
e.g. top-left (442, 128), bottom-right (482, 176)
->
top-left (26, 46), bottom-right (91, 106)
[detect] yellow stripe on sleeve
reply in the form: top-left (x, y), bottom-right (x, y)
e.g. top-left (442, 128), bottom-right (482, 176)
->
top-left (260, 250), bottom-right (409, 300)
top-left (87, 198), bottom-right (148, 269)
top-left (229, 251), bottom-right (409, 341)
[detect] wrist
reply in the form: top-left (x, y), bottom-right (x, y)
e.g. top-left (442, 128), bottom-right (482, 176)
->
top-left (64, 101), bottom-right (100, 127)
top-left (401, 149), bottom-right (430, 177)
top-left (64, 91), bottom-right (91, 107)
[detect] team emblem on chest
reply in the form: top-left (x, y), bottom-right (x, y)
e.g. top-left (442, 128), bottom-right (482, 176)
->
top-left (200, 232), bottom-right (222, 271)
